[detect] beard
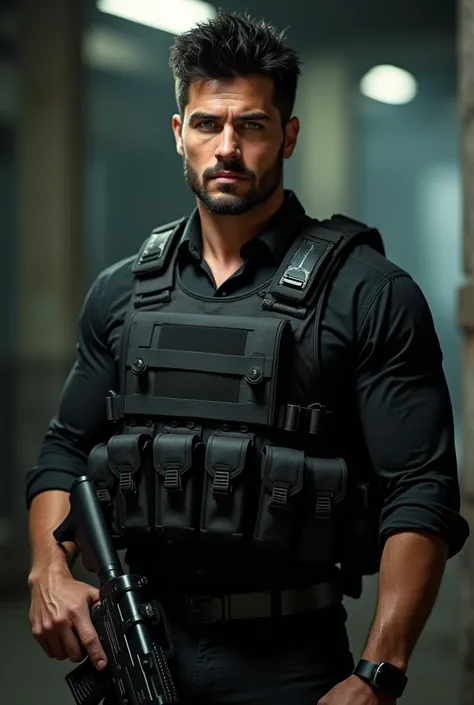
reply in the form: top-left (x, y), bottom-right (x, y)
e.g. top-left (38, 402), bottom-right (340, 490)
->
top-left (183, 143), bottom-right (284, 215)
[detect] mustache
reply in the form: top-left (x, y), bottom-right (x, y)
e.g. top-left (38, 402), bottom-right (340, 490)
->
top-left (203, 162), bottom-right (255, 181)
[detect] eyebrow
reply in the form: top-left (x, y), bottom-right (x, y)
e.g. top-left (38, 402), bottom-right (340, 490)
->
top-left (189, 111), bottom-right (272, 122)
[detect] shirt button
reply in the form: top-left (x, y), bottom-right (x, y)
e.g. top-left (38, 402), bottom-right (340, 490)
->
top-left (220, 291), bottom-right (227, 297)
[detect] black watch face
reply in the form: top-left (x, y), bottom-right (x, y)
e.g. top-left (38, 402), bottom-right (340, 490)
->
top-left (374, 662), bottom-right (407, 695)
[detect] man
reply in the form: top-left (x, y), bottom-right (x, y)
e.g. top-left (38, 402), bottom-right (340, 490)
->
top-left (26, 9), bottom-right (469, 705)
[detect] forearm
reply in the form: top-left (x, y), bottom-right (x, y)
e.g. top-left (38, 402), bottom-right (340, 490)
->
top-left (361, 530), bottom-right (449, 670)
top-left (28, 490), bottom-right (77, 582)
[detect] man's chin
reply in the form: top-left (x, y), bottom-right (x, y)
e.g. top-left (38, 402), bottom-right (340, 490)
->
top-left (199, 192), bottom-right (253, 215)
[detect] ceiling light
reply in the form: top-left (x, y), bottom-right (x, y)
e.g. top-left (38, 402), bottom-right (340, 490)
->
top-left (83, 27), bottom-right (152, 74)
top-left (360, 64), bottom-right (418, 105)
top-left (97, 0), bottom-right (216, 35)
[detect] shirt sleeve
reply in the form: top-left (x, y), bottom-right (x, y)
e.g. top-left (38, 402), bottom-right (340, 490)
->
top-left (25, 272), bottom-right (119, 508)
top-left (355, 272), bottom-right (470, 557)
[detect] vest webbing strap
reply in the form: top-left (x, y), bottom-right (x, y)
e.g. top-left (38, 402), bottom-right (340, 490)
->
top-left (262, 214), bottom-right (385, 319)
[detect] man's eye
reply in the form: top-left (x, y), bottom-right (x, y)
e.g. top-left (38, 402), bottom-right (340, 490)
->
top-left (244, 122), bottom-right (263, 130)
top-left (198, 120), bottom-right (217, 129)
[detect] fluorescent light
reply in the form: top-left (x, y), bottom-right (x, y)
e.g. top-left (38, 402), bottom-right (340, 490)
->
top-left (360, 64), bottom-right (418, 105)
top-left (97, 0), bottom-right (216, 36)
top-left (83, 27), bottom-right (153, 74)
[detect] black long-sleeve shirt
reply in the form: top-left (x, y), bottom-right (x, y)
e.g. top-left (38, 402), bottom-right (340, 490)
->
top-left (26, 192), bottom-right (469, 590)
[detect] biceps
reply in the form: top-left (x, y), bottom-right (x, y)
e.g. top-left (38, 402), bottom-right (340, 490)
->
top-left (55, 355), bottom-right (118, 449)
top-left (356, 368), bottom-right (455, 479)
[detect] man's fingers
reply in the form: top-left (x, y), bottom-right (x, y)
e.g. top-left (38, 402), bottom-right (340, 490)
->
top-left (32, 621), bottom-right (67, 661)
top-left (45, 633), bottom-right (68, 661)
top-left (61, 628), bottom-right (86, 663)
top-left (33, 634), bottom-right (54, 659)
top-left (87, 588), bottom-right (101, 606)
top-left (73, 615), bottom-right (107, 669)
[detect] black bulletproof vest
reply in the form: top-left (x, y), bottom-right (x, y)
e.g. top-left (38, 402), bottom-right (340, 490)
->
top-left (88, 213), bottom-right (385, 597)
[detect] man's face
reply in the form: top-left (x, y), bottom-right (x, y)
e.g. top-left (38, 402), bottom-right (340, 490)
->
top-left (172, 75), bottom-right (299, 215)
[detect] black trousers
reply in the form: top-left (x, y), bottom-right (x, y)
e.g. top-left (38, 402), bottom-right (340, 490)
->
top-left (105, 603), bottom-right (354, 705)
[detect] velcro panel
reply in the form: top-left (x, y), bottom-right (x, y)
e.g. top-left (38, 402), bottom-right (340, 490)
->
top-left (154, 323), bottom-right (247, 404)
top-left (121, 312), bottom-right (293, 427)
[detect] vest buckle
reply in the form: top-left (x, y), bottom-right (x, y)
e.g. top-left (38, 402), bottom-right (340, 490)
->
top-left (212, 469), bottom-right (231, 497)
top-left (96, 487), bottom-right (111, 505)
top-left (268, 483), bottom-right (289, 509)
top-left (164, 467), bottom-right (182, 492)
top-left (316, 493), bottom-right (332, 519)
top-left (119, 471), bottom-right (135, 494)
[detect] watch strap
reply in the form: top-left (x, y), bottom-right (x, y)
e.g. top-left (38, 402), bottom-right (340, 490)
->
top-left (354, 659), bottom-right (378, 681)
top-left (353, 659), bottom-right (407, 699)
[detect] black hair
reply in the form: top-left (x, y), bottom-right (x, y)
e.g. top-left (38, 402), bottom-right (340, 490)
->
top-left (169, 8), bottom-right (301, 124)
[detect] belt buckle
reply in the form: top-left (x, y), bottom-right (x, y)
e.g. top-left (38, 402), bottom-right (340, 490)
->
top-left (187, 594), bottom-right (231, 624)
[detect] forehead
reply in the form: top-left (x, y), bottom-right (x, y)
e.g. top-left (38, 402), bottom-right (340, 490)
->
top-left (185, 75), bottom-right (277, 116)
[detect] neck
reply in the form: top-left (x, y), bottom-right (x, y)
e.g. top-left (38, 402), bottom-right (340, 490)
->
top-left (197, 187), bottom-right (285, 266)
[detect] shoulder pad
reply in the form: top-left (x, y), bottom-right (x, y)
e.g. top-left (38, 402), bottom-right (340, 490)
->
top-left (132, 217), bottom-right (187, 277)
top-left (319, 214), bottom-right (385, 256)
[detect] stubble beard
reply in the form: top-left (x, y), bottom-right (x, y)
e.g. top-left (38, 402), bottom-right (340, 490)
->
top-left (183, 145), bottom-right (284, 215)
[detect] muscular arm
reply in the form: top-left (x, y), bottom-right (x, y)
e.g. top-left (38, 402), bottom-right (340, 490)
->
top-left (26, 270), bottom-right (119, 577)
top-left (361, 531), bottom-right (448, 671)
top-left (28, 491), bottom-right (77, 581)
top-left (26, 269), bottom-right (126, 669)
top-left (355, 274), bottom-right (469, 670)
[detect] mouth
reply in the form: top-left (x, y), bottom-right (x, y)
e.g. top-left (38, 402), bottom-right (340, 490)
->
top-left (211, 171), bottom-right (247, 183)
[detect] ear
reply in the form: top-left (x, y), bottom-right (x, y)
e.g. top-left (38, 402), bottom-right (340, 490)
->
top-left (283, 116), bottom-right (300, 159)
top-left (172, 114), bottom-right (184, 156)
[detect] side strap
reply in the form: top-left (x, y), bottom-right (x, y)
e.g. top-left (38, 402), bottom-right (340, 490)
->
top-left (262, 214), bottom-right (385, 319)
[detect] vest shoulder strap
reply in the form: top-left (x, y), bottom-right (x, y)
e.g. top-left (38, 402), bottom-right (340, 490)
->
top-left (262, 213), bottom-right (385, 318)
top-left (132, 217), bottom-right (187, 278)
top-left (131, 217), bottom-right (187, 309)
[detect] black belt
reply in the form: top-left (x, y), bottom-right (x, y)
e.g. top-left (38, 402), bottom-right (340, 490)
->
top-left (174, 580), bottom-right (341, 624)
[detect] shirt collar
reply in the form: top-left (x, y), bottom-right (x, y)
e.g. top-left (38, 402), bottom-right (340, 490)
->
top-left (178, 190), bottom-right (307, 264)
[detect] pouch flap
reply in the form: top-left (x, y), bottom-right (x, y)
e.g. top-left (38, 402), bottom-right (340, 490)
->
top-left (107, 434), bottom-right (151, 490)
top-left (261, 445), bottom-right (304, 509)
top-left (304, 457), bottom-right (347, 505)
top-left (153, 432), bottom-right (199, 491)
top-left (205, 434), bottom-right (253, 496)
top-left (87, 443), bottom-right (109, 481)
top-left (87, 443), bottom-right (115, 504)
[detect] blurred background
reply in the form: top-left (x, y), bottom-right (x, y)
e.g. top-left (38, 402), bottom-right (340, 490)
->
top-left (0, 0), bottom-right (470, 703)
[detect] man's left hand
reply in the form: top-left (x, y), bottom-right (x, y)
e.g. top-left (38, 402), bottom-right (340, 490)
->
top-left (318, 674), bottom-right (397, 705)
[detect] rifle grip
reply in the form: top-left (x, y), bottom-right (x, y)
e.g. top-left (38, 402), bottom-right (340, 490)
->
top-left (65, 658), bottom-right (112, 705)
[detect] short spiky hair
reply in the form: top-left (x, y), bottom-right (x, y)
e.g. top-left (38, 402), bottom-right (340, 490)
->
top-left (169, 9), bottom-right (301, 124)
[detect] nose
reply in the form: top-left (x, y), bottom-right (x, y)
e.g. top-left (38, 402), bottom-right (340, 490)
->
top-left (215, 125), bottom-right (241, 161)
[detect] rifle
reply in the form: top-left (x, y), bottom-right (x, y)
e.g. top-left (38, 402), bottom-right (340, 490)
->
top-left (54, 475), bottom-right (179, 705)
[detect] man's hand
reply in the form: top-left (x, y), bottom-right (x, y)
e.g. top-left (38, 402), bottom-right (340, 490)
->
top-left (318, 674), bottom-right (396, 705)
top-left (28, 564), bottom-right (108, 670)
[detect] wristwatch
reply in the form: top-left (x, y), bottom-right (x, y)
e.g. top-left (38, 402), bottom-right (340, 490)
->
top-left (353, 659), bottom-right (408, 699)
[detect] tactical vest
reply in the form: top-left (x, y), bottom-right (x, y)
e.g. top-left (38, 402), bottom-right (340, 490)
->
top-left (87, 213), bottom-right (385, 597)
